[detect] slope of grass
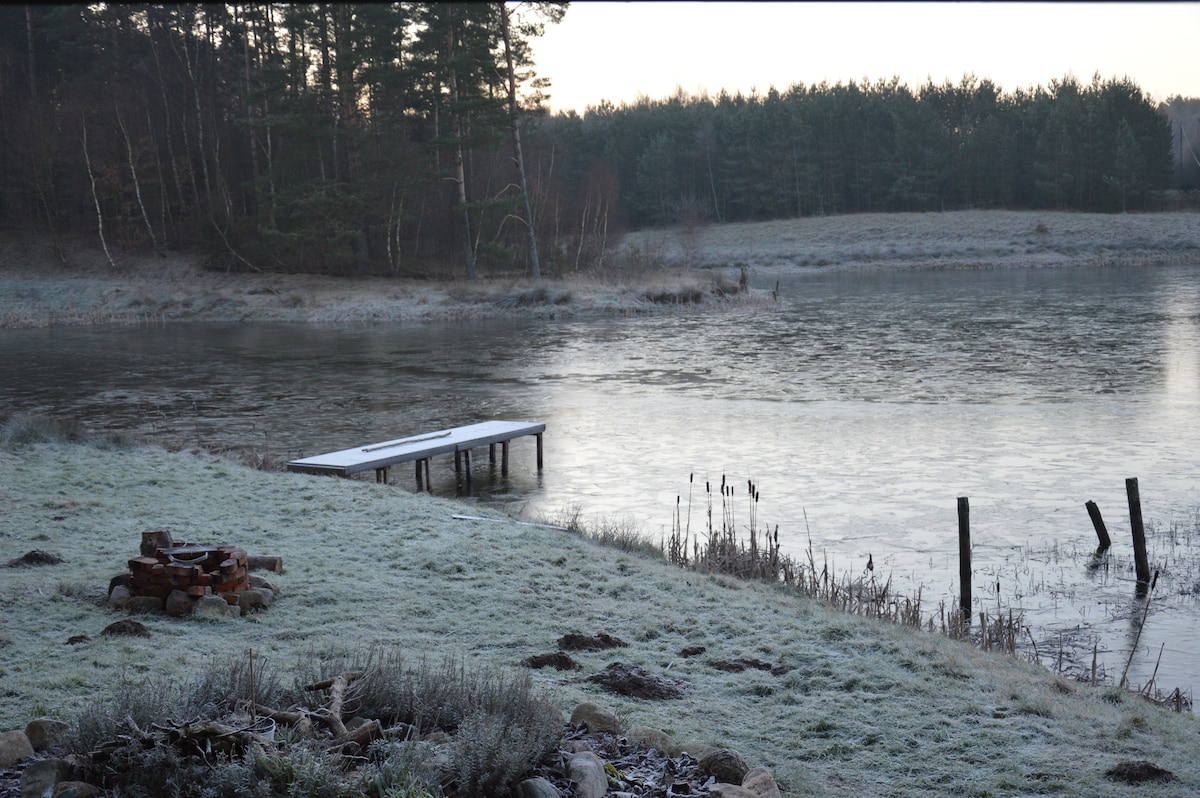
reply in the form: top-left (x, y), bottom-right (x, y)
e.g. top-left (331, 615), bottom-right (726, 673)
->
top-left (2, 438), bottom-right (1198, 796)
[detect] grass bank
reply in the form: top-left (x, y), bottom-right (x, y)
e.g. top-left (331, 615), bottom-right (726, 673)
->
top-left (2, 434), bottom-right (1198, 796)
top-left (3, 210), bottom-right (1198, 329)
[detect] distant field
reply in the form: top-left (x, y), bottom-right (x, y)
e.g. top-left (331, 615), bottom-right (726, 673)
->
top-left (621, 209), bottom-right (1200, 271)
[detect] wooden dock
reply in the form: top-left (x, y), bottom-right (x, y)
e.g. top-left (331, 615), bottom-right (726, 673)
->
top-left (286, 420), bottom-right (544, 490)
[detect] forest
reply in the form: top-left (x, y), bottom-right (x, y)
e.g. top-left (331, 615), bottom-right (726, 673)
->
top-left (0, 3), bottom-right (1195, 280)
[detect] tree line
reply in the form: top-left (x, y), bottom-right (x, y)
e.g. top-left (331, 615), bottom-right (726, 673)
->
top-left (0, 4), bottom-right (1187, 279)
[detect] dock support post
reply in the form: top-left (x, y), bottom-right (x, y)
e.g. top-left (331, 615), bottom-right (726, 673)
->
top-left (415, 461), bottom-right (423, 490)
top-left (454, 450), bottom-right (462, 474)
top-left (957, 496), bottom-right (971, 621)
top-left (536, 432), bottom-right (544, 470)
top-left (1126, 478), bottom-right (1151, 586)
top-left (463, 449), bottom-right (471, 484)
top-left (1085, 500), bottom-right (1111, 551)
top-left (376, 467), bottom-right (388, 484)
top-left (501, 441), bottom-right (510, 475)
top-left (489, 443), bottom-right (496, 464)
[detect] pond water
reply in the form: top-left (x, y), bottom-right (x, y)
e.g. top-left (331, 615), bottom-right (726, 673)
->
top-left (3, 261), bottom-right (1198, 703)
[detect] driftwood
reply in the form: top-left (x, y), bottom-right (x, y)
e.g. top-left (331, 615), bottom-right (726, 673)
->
top-left (90, 715), bottom-right (274, 766)
top-left (256, 670), bottom-right (380, 750)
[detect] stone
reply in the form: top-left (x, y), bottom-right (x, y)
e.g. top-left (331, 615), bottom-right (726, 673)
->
top-left (19, 757), bottom-right (71, 797)
top-left (140, 527), bottom-right (174, 556)
top-left (627, 726), bottom-right (679, 757)
top-left (238, 588), bottom-right (272, 611)
top-left (106, 584), bottom-right (131, 609)
top-left (699, 748), bottom-right (749, 785)
top-left (0, 730), bottom-right (34, 767)
top-left (569, 702), bottom-right (619, 735)
top-left (247, 555), bottom-right (283, 573)
top-left (708, 785), bottom-right (757, 798)
top-left (193, 594), bottom-right (238, 619)
top-left (165, 589), bottom-right (194, 617)
top-left (517, 776), bottom-right (561, 798)
top-left (741, 767), bottom-right (783, 798)
top-left (126, 595), bottom-right (164, 614)
top-left (52, 782), bottom-right (101, 798)
top-left (566, 751), bottom-right (608, 798)
top-left (249, 575), bottom-right (279, 592)
top-left (25, 718), bottom-right (69, 751)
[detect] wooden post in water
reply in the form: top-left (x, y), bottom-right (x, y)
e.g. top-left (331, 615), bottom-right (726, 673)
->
top-left (957, 496), bottom-right (971, 620)
top-left (1085, 500), bottom-right (1111, 551)
top-left (1125, 478), bottom-right (1151, 585)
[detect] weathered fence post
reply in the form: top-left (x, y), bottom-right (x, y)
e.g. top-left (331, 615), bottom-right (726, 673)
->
top-left (1125, 477), bottom-right (1151, 585)
top-left (957, 496), bottom-right (971, 620)
top-left (1085, 500), bottom-right (1111, 551)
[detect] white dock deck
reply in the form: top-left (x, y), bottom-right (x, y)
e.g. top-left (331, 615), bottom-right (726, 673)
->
top-left (286, 420), bottom-right (544, 489)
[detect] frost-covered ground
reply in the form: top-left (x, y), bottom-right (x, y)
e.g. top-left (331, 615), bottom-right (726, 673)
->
top-left (2, 440), bottom-right (1198, 797)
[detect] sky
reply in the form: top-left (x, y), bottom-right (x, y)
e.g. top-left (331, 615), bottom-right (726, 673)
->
top-left (529, 2), bottom-right (1200, 114)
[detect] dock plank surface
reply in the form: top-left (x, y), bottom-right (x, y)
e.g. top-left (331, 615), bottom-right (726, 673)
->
top-left (286, 420), bottom-right (545, 478)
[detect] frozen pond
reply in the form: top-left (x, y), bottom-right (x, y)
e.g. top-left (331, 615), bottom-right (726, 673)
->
top-left (3, 261), bottom-right (1198, 703)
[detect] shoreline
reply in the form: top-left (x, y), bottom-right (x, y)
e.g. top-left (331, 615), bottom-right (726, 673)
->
top-left (2, 436), bottom-right (1199, 796)
top-left (3, 209), bottom-right (1197, 329)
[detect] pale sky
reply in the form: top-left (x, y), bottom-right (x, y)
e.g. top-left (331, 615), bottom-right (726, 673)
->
top-left (530, 2), bottom-right (1200, 113)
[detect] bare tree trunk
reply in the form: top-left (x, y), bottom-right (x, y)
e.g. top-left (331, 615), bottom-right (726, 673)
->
top-left (24, 5), bottom-right (36, 100)
top-left (116, 105), bottom-right (158, 251)
top-left (499, 2), bottom-right (540, 279)
top-left (446, 21), bottom-right (476, 280)
top-left (81, 116), bottom-right (116, 269)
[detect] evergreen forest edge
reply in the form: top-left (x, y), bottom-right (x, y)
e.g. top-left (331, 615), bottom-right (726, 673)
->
top-left (2, 3), bottom-right (1199, 281)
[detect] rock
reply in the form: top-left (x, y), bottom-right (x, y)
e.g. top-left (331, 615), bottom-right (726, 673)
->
top-left (65, 634), bottom-right (90, 645)
top-left (585, 662), bottom-right (690, 699)
top-left (165, 589), bottom-right (194, 617)
top-left (517, 776), bottom-right (561, 798)
top-left (700, 748), bottom-right (749, 784)
top-left (249, 575), bottom-right (279, 592)
top-left (106, 584), bottom-right (131, 609)
top-left (194, 595), bottom-right (238, 619)
top-left (52, 781), bottom-right (101, 798)
top-left (126, 595), bottom-right (164, 614)
top-left (107, 573), bottom-right (129, 597)
top-left (566, 751), bottom-right (608, 798)
top-left (570, 702), bottom-right (619, 735)
top-left (101, 619), bottom-right (151, 637)
top-left (677, 741), bottom-right (718, 760)
top-left (247, 555), bottom-right (283, 573)
top-left (558, 632), bottom-right (629, 651)
top-left (708, 785), bottom-right (758, 798)
top-left (238, 588), bottom-right (272, 611)
top-left (25, 718), bottom-right (69, 751)
top-left (140, 527), bottom-right (174, 556)
top-left (0, 730), bottom-right (34, 767)
top-left (678, 645), bottom-right (706, 657)
top-left (627, 726), bottom-right (679, 757)
top-left (741, 766), bottom-right (783, 798)
top-left (19, 757), bottom-right (71, 797)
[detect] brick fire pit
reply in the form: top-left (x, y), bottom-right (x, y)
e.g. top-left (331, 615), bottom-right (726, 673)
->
top-left (127, 545), bottom-right (252, 599)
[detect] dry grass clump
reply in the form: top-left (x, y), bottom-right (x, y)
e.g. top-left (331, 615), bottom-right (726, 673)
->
top-left (64, 647), bottom-right (561, 798)
top-left (0, 411), bottom-right (133, 449)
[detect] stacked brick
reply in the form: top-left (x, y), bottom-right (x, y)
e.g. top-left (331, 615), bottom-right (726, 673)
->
top-left (127, 545), bottom-right (251, 603)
